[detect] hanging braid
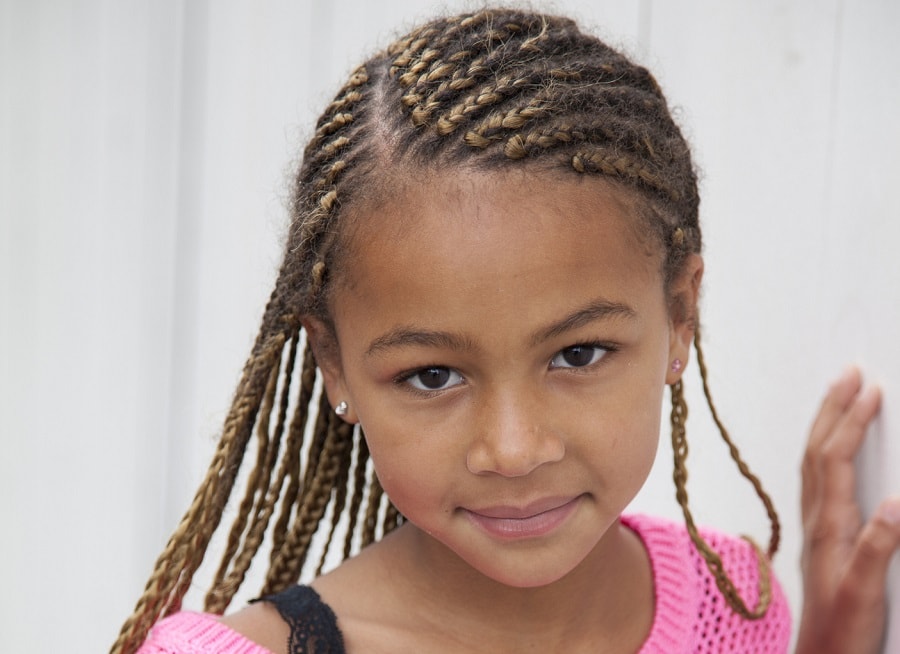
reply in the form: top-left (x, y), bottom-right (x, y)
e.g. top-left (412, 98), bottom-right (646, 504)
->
top-left (343, 431), bottom-right (371, 560)
top-left (111, 331), bottom-right (288, 654)
top-left (203, 332), bottom-right (301, 612)
top-left (261, 401), bottom-right (355, 595)
top-left (268, 343), bottom-right (319, 563)
top-left (669, 326), bottom-right (781, 620)
top-left (114, 8), bottom-right (777, 652)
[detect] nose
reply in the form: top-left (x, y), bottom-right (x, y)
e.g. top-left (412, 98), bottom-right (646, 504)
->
top-left (466, 390), bottom-right (565, 477)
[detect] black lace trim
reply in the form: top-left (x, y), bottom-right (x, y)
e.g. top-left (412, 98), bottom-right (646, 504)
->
top-left (256, 585), bottom-right (346, 654)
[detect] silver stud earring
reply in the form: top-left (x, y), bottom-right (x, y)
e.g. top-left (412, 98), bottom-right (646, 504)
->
top-left (671, 359), bottom-right (683, 373)
top-left (334, 401), bottom-right (348, 417)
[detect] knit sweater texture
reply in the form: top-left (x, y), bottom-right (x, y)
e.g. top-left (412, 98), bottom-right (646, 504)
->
top-left (137, 513), bottom-right (792, 653)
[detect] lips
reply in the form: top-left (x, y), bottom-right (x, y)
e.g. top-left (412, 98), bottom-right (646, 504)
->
top-left (463, 496), bottom-right (582, 540)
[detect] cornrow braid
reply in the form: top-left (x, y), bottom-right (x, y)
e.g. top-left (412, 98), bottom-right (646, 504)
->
top-left (391, 11), bottom-right (546, 86)
top-left (115, 9), bottom-right (776, 652)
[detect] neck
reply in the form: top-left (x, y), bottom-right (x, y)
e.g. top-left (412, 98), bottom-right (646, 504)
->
top-left (378, 519), bottom-right (654, 652)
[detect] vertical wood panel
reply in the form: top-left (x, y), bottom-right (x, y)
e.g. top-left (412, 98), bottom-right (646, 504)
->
top-left (629, 1), bottom-right (843, 627)
top-left (824, 1), bottom-right (900, 648)
top-left (0, 0), bottom-right (183, 650)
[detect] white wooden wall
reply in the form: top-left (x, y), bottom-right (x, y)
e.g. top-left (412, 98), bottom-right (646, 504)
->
top-left (2, 1), bottom-right (898, 652)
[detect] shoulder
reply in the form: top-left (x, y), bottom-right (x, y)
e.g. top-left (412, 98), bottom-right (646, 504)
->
top-left (137, 610), bottom-right (277, 654)
top-left (622, 512), bottom-right (783, 592)
top-left (220, 601), bottom-right (291, 654)
top-left (255, 585), bottom-right (346, 654)
top-left (622, 513), bottom-right (792, 653)
top-left (155, 587), bottom-right (341, 654)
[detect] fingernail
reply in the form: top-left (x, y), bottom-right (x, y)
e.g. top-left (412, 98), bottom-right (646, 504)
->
top-left (862, 384), bottom-right (883, 405)
top-left (877, 499), bottom-right (900, 526)
top-left (831, 365), bottom-right (855, 389)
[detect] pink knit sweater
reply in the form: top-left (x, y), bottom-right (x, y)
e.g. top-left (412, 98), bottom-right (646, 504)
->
top-left (138, 513), bottom-right (792, 653)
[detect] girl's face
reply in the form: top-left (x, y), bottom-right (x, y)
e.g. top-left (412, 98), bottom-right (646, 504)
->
top-left (310, 169), bottom-right (700, 588)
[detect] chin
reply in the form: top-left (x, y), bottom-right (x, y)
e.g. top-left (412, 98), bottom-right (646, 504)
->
top-left (492, 571), bottom-right (572, 589)
top-left (457, 547), bottom-right (594, 590)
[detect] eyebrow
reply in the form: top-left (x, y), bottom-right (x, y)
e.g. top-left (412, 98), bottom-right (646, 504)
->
top-left (366, 328), bottom-right (477, 357)
top-left (365, 298), bottom-right (635, 358)
top-left (529, 299), bottom-right (636, 345)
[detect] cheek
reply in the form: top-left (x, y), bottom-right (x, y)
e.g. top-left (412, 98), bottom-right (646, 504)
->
top-left (574, 402), bottom-right (661, 470)
top-left (573, 363), bottom-right (666, 478)
top-left (618, 409), bottom-right (662, 478)
top-left (620, 381), bottom-right (667, 487)
top-left (616, 370), bottom-right (666, 459)
top-left (362, 422), bottom-right (460, 513)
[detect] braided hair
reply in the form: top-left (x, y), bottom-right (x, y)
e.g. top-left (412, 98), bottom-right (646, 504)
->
top-left (112, 9), bottom-right (777, 653)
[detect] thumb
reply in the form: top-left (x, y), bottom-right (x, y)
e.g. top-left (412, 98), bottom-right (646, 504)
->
top-left (835, 497), bottom-right (900, 641)
top-left (850, 498), bottom-right (900, 589)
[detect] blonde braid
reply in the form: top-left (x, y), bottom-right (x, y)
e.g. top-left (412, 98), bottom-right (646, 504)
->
top-left (262, 399), bottom-right (354, 594)
top-left (204, 331), bottom-right (301, 612)
top-left (265, 345), bottom-right (317, 567)
top-left (111, 333), bottom-right (286, 653)
top-left (693, 328), bottom-right (781, 558)
top-left (205, 353), bottom-right (281, 604)
top-left (343, 431), bottom-right (370, 559)
top-left (395, 14), bottom-right (551, 125)
top-left (315, 433), bottom-right (354, 576)
top-left (170, 337), bottom-right (288, 611)
top-left (383, 500), bottom-right (402, 533)
top-left (360, 476), bottom-right (385, 548)
top-left (268, 389), bottom-right (330, 569)
top-left (669, 328), bottom-right (780, 619)
top-left (571, 151), bottom-right (670, 197)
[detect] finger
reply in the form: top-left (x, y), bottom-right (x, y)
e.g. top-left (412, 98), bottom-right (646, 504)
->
top-left (802, 384), bottom-right (882, 596)
top-left (804, 385), bottom-right (881, 573)
top-left (847, 498), bottom-right (900, 589)
top-left (829, 498), bottom-right (900, 651)
top-left (820, 384), bottom-right (881, 504)
top-left (807, 366), bottom-right (862, 454)
top-left (802, 367), bottom-right (863, 515)
top-left (801, 387), bottom-right (881, 520)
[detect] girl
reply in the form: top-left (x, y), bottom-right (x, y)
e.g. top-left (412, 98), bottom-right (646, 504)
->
top-left (114, 8), bottom-right (899, 653)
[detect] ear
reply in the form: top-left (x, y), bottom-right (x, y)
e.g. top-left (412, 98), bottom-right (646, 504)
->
top-left (302, 317), bottom-right (358, 423)
top-left (666, 254), bottom-right (704, 385)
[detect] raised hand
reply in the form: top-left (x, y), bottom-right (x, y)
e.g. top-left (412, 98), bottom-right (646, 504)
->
top-left (796, 367), bottom-right (900, 654)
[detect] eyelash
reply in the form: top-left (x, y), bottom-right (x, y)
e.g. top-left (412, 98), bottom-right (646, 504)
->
top-left (393, 341), bottom-right (618, 396)
top-left (549, 341), bottom-right (618, 371)
top-left (393, 367), bottom-right (465, 397)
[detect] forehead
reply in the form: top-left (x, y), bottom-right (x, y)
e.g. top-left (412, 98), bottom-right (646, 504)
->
top-left (329, 169), bottom-right (665, 331)
top-left (340, 168), bottom-right (659, 272)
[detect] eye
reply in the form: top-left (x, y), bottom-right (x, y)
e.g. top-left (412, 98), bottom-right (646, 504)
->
top-left (550, 344), bottom-right (608, 369)
top-left (401, 366), bottom-right (464, 392)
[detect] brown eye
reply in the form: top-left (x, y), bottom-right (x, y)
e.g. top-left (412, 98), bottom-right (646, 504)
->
top-left (405, 367), bottom-right (463, 392)
top-left (551, 345), bottom-right (606, 369)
